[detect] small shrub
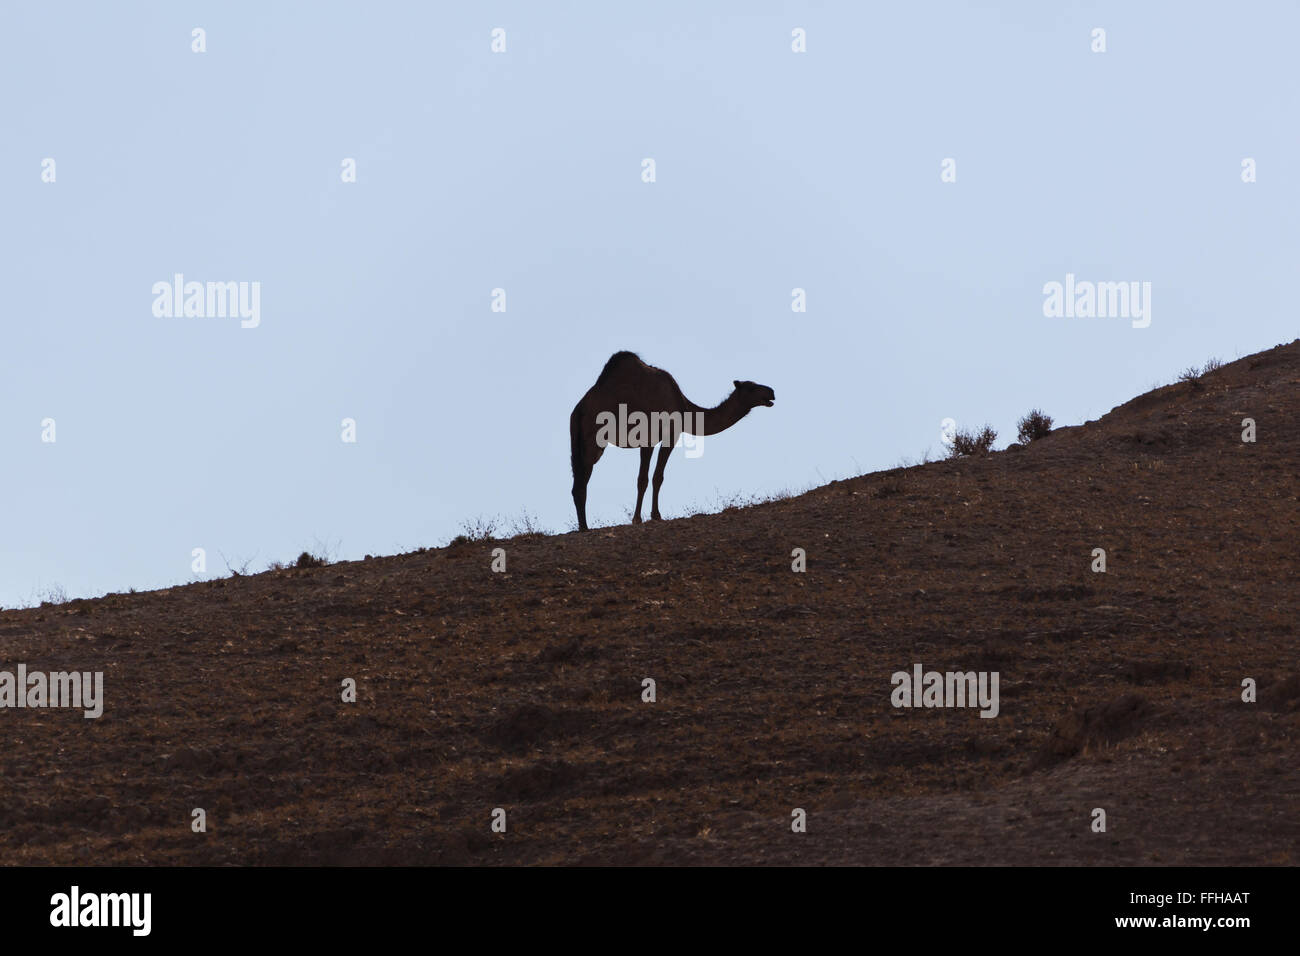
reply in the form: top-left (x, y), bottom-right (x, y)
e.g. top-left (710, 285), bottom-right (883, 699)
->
top-left (295, 551), bottom-right (327, 569)
top-left (946, 424), bottom-right (998, 459)
top-left (38, 583), bottom-right (69, 606)
top-left (458, 516), bottom-right (499, 542)
top-left (219, 551), bottom-right (257, 577)
top-left (897, 447), bottom-right (935, 469)
top-left (507, 509), bottom-right (547, 537)
top-left (1178, 358), bottom-right (1221, 387)
top-left (1016, 408), bottom-right (1054, 444)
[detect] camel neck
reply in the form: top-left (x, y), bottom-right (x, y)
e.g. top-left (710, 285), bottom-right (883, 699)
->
top-left (687, 393), bottom-right (750, 435)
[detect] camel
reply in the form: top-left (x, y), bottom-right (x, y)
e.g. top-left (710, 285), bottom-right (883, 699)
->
top-left (569, 351), bottom-right (775, 531)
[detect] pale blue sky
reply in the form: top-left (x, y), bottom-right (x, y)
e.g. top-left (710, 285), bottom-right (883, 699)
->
top-left (2, 1), bottom-right (1296, 606)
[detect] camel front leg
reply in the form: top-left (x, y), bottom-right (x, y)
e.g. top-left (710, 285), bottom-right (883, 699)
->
top-left (633, 446), bottom-right (652, 523)
top-left (651, 441), bottom-right (673, 520)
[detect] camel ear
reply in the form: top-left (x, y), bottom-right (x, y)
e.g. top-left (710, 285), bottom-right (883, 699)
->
top-left (733, 380), bottom-right (741, 389)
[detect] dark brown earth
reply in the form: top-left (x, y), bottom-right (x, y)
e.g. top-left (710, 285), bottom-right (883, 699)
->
top-left (2, 342), bottom-right (1297, 866)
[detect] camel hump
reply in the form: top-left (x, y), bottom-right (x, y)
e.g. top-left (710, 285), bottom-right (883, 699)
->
top-left (596, 350), bottom-right (643, 385)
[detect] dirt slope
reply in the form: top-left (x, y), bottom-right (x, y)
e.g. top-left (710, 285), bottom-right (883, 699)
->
top-left (2, 341), bottom-right (1297, 865)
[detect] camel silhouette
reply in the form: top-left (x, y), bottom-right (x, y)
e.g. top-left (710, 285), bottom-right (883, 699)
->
top-left (569, 351), bottom-right (775, 531)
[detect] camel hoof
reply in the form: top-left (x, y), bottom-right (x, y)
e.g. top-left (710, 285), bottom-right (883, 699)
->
top-left (632, 515), bottom-right (643, 524)
top-left (650, 513), bottom-right (662, 522)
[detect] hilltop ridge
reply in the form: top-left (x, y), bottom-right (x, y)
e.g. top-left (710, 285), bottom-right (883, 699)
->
top-left (1, 340), bottom-right (1296, 865)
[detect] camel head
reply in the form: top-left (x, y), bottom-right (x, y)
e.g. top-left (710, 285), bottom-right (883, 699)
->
top-left (732, 380), bottom-right (776, 409)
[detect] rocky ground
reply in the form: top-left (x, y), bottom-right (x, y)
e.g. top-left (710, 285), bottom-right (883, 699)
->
top-left (1, 341), bottom-right (1296, 865)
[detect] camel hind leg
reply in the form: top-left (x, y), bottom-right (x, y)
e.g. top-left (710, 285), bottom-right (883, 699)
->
top-left (650, 438), bottom-right (674, 520)
top-left (572, 462), bottom-right (593, 531)
top-left (570, 406), bottom-right (603, 532)
top-left (633, 446), bottom-right (652, 523)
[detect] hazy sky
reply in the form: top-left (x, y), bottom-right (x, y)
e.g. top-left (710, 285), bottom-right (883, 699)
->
top-left (2, 1), bottom-right (1296, 606)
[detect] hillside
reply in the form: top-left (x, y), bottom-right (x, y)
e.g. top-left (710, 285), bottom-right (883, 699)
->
top-left (2, 341), bottom-right (1297, 865)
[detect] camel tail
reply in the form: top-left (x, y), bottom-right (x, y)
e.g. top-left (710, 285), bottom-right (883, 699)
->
top-left (569, 404), bottom-right (583, 481)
